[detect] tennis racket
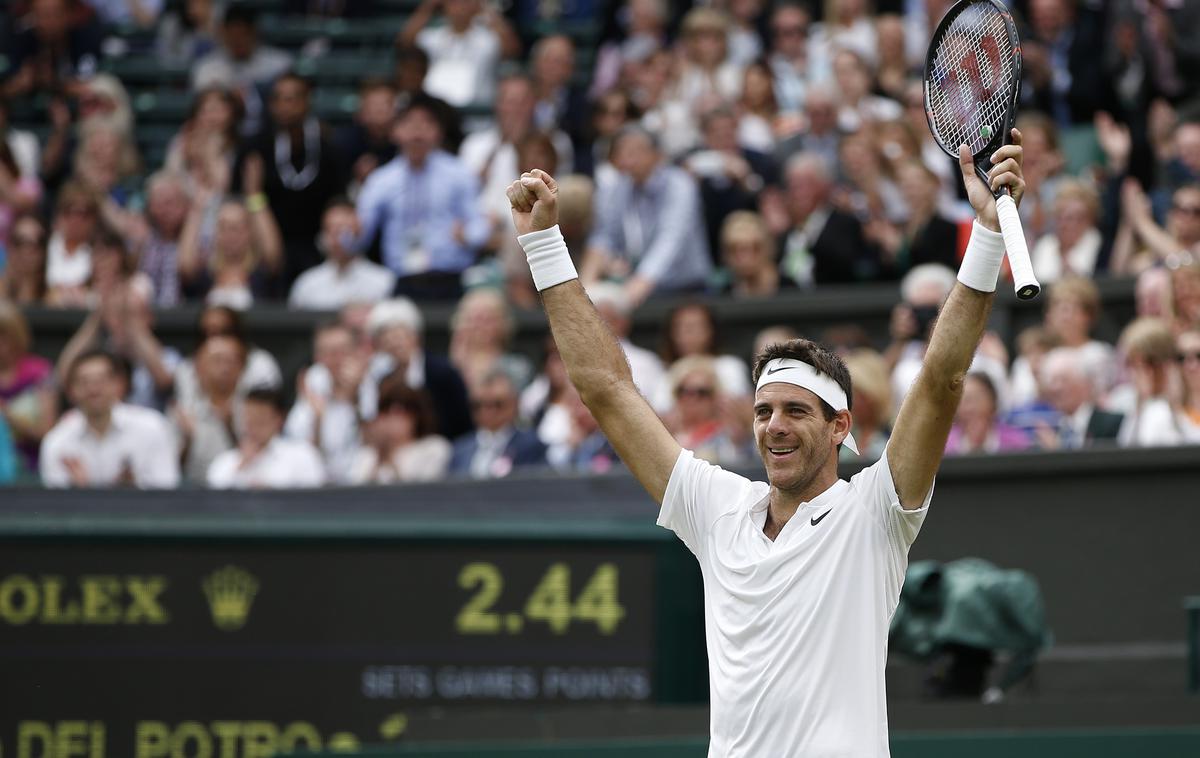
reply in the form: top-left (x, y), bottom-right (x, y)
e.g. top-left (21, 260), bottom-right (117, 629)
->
top-left (924, 0), bottom-right (1040, 300)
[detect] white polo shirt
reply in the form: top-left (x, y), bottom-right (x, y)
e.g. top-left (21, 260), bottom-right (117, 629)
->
top-left (288, 259), bottom-right (397, 311)
top-left (207, 437), bottom-right (327, 490)
top-left (40, 404), bottom-right (180, 489)
top-left (658, 447), bottom-right (930, 758)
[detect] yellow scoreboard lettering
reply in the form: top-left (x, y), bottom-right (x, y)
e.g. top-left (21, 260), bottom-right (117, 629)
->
top-left (0, 576), bottom-right (169, 626)
top-left (16, 721), bottom-right (104, 758)
top-left (133, 721), bottom-right (339, 758)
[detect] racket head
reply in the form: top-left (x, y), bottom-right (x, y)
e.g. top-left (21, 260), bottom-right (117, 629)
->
top-left (923, 0), bottom-right (1022, 172)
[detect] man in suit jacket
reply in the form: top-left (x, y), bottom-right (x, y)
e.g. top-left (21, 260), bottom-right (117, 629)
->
top-left (778, 153), bottom-right (881, 286)
top-left (450, 369), bottom-right (546, 478)
top-left (1041, 347), bottom-right (1123, 448)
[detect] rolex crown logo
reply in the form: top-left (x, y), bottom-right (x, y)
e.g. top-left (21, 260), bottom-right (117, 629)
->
top-left (203, 566), bottom-right (259, 631)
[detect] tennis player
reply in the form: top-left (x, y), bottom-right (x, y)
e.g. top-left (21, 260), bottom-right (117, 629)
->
top-left (507, 133), bottom-right (1024, 757)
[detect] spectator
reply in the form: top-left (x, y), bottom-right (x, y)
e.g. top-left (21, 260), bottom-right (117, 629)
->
top-left (392, 45), bottom-right (465, 154)
top-left (349, 383), bottom-right (451, 484)
top-left (178, 196), bottom-right (284, 308)
top-left (0, 214), bottom-right (48, 305)
top-left (460, 73), bottom-right (573, 235)
top-left (237, 73), bottom-right (346, 284)
top-left (778, 152), bottom-right (880, 286)
top-left (1031, 179), bottom-right (1103, 283)
top-left (289, 199), bottom-right (396, 310)
top-left (0, 137), bottom-right (41, 242)
top-left (40, 348), bottom-right (180, 488)
top-left (357, 97), bottom-right (489, 301)
top-left (872, 159), bottom-right (959, 278)
top-left (86, 0), bottom-right (163, 28)
top-left (1114, 317), bottom-right (1195, 446)
top-left (73, 122), bottom-right (141, 212)
top-left (1013, 112), bottom-right (1067, 246)
top-left (717, 210), bottom-right (790, 298)
top-left (1134, 266), bottom-right (1173, 321)
top-left (873, 14), bottom-right (912, 103)
top-left (125, 171), bottom-right (191, 307)
top-left (656, 301), bottom-right (752, 411)
top-left (519, 336), bottom-right (571, 450)
top-left (590, 0), bottom-right (668, 99)
top-left (56, 274), bottom-right (179, 411)
top-left (664, 355), bottom-right (749, 465)
top-left (2, 0), bottom-right (101, 99)
top-left (945, 373), bottom-right (1030, 455)
top-left (165, 87), bottom-right (242, 192)
top-left (172, 333), bottom-right (245, 482)
top-left (811, 0), bottom-right (877, 69)
top-left (767, 2), bottom-right (819, 115)
top-left (831, 49), bottom-right (900, 133)
top-left (578, 89), bottom-right (636, 183)
top-left (841, 348), bottom-right (891, 462)
top-left (1177, 329), bottom-right (1200, 432)
top-left (737, 59), bottom-right (782, 153)
top-left (173, 304), bottom-right (282, 405)
top-left (1021, 0), bottom-right (1113, 126)
top-left (583, 126), bottom-right (712, 306)
top-left (586, 282), bottom-right (667, 405)
top-left (366, 298), bottom-right (473, 440)
top-left (836, 129), bottom-right (905, 227)
top-left (0, 299), bottom-right (58, 474)
top-left (1114, 182), bottom-right (1200, 275)
top-left (42, 74), bottom-right (139, 194)
top-left (398, 0), bottom-right (520, 108)
top-left (287, 322), bottom-right (371, 482)
top-left (1007, 325), bottom-right (1062, 411)
top-left (44, 181), bottom-right (99, 307)
top-left (670, 8), bottom-right (744, 110)
top-left (0, 413), bottom-right (16, 484)
top-left (336, 80), bottom-right (398, 196)
top-left (156, 0), bottom-right (222, 65)
top-left (531, 35), bottom-right (588, 148)
top-left (448, 288), bottom-right (533, 392)
top-left (192, 6), bottom-right (291, 92)
top-left (684, 106), bottom-right (775, 260)
top-left (208, 388), bottom-right (326, 488)
top-left (772, 83), bottom-right (840, 171)
top-left (450, 368), bottom-right (546, 478)
top-left (1034, 346), bottom-right (1123, 450)
top-left (85, 224), bottom-right (149, 306)
top-left (886, 263), bottom-right (957, 412)
top-left (546, 382), bottom-right (621, 473)
top-left (1040, 277), bottom-right (1115, 393)
top-left (725, 0), bottom-right (766, 66)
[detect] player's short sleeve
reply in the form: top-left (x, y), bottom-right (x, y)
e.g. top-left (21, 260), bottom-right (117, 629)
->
top-left (848, 445), bottom-right (931, 588)
top-left (657, 449), bottom-right (756, 559)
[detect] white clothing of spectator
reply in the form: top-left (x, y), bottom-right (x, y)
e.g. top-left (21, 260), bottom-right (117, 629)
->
top-left (1030, 180), bottom-right (1103, 284)
top-left (347, 437), bottom-right (451, 483)
top-left (288, 201), bottom-right (396, 310)
top-left (191, 7), bottom-right (292, 91)
top-left (285, 323), bottom-right (371, 483)
top-left (40, 351), bottom-right (180, 489)
top-left (208, 388), bottom-right (326, 489)
top-left (399, 0), bottom-right (518, 108)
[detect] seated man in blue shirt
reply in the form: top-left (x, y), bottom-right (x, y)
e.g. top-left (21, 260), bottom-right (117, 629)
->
top-left (357, 96), bottom-right (491, 300)
top-left (581, 125), bottom-right (713, 307)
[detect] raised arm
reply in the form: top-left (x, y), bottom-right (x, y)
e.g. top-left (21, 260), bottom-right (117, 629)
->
top-left (888, 132), bottom-right (1025, 509)
top-left (508, 171), bottom-right (681, 504)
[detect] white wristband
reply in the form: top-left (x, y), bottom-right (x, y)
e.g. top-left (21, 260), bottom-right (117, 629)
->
top-left (956, 221), bottom-right (1006, 293)
top-left (517, 225), bottom-right (578, 292)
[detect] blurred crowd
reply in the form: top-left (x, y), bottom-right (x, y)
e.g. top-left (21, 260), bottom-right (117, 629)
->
top-left (0, 0), bottom-right (1199, 488)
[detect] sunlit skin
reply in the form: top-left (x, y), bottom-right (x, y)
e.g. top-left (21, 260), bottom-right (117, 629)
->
top-left (753, 383), bottom-right (851, 520)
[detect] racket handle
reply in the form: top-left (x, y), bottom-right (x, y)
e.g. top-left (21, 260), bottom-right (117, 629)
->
top-left (995, 193), bottom-right (1040, 300)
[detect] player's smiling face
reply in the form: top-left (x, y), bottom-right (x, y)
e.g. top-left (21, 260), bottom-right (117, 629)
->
top-left (753, 383), bottom-right (840, 494)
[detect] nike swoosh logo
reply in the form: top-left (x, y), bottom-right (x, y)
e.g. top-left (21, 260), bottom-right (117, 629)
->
top-left (811, 509), bottom-right (832, 526)
top-left (766, 366), bottom-right (790, 375)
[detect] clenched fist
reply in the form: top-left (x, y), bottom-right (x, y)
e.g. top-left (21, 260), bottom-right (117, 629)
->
top-left (507, 169), bottom-right (558, 236)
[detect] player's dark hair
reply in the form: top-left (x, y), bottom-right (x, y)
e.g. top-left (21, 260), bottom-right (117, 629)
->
top-left (751, 338), bottom-right (852, 420)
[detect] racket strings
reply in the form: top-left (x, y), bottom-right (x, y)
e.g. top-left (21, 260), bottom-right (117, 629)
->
top-left (926, 4), bottom-right (1016, 154)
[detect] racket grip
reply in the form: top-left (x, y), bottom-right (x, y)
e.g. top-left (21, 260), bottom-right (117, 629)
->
top-left (995, 193), bottom-right (1040, 300)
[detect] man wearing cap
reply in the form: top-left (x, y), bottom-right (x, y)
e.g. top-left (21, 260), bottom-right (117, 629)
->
top-left (507, 127), bottom-right (1026, 755)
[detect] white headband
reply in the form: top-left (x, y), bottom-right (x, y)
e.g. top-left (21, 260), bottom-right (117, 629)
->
top-left (756, 358), bottom-right (859, 455)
